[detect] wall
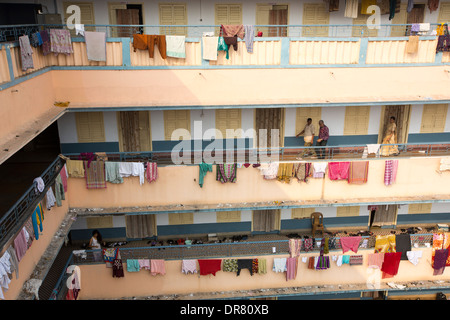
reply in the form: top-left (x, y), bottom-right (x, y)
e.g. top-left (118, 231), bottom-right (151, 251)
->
top-left (2, 199), bottom-right (69, 300)
top-left (76, 247), bottom-right (450, 299)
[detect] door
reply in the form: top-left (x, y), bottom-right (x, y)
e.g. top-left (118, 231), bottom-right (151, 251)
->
top-left (370, 205), bottom-right (398, 228)
top-left (116, 8), bottom-right (141, 37)
top-left (256, 4), bottom-right (289, 37)
top-left (378, 105), bottom-right (411, 144)
top-left (302, 3), bottom-right (329, 37)
top-left (252, 210), bottom-right (281, 232)
top-left (390, 2), bottom-right (408, 36)
top-left (255, 108), bottom-right (285, 148)
top-left (118, 111), bottom-right (151, 152)
top-left (407, 4), bottom-right (425, 25)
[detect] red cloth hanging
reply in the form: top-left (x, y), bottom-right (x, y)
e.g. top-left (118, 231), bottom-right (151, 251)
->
top-left (198, 259), bottom-right (222, 276)
top-left (381, 252), bottom-right (402, 279)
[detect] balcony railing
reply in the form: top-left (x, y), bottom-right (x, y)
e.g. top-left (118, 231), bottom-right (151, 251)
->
top-left (62, 141), bottom-right (450, 166)
top-left (49, 233), bottom-right (434, 300)
top-left (0, 156), bottom-right (65, 250)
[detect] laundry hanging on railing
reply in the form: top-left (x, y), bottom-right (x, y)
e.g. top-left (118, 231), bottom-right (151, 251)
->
top-left (146, 162), bottom-right (158, 183)
top-left (202, 35), bottom-right (219, 61)
top-left (340, 236), bottom-right (362, 254)
top-left (381, 252), bottom-right (402, 278)
top-left (30, 32), bottom-right (43, 47)
top-left (216, 163), bottom-right (237, 183)
top-left (198, 259), bottom-right (222, 276)
top-left (182, 259), bottom-right (198, 274)
top-left (66, 159), bottom-right (85, 178)
top-left (166, 35), bottom-right (186, 58)
top-left (105, 162), bottom-right (124, 184)
top-left (84, 160), bottom-right (107, 189)
top-left (258, 162), bottom-right (279, 180)
top-left (347, 161), bottom-right (369, 184)
top-left (19, 35), bottom-right (34, 71)
top-left (84, 31), bottom-right (107, 62)
top-left (328, 161), bottom-right (350, 180)
top-left (312, 162), bottom-right (327, 178)
top-left (244, 25), bottom-right (255, 53)
top-left (119, 162), bottom-right (145, 185)
top-left (49, 29), bottom-right (74, 56)
top-left (293, 162), bottom-right (312, 182)
top-left (198, 162), bottom-right (213, 188)
top-left (384, 159), bottom-right (398, 186)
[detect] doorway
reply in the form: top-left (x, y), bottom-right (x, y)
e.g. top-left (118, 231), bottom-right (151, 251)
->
top-left (378, 105), bottom-right (411, 145)
top-left (255, 108), bottom-right (285, 149)
top-left (369, 205), bottom-right (398, 229)
top-left (117, 111), bottom-right (151, 152)
top-left (252, 210), bottom-right (281, 233)
top-left (256, 4), bottom-right (289, 37)
top-left (109, 3), bottom-right (144, 37)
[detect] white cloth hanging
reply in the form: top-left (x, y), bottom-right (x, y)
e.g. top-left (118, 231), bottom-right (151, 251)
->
top-left (119, 162), bottom-right (145, 185)
top-left (33, 177), bottom-right (44, 194)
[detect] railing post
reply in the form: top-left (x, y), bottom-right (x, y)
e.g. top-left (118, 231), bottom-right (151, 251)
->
top-left (121, 37), bottom-right (131, 67)
top-left (5, 44), bottom-right (15, 82)
top-left (358, 37), bottom-right (369, 66)
top-left (280, 37), bottom-right (290, 67)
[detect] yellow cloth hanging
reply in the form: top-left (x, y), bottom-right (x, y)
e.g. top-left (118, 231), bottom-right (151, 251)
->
top-left (276, 163), bottom-right (294, 183)
top-left (374, 234), bottom-right (396, 253)
top-left (66, 159), bottom-right (85, 178)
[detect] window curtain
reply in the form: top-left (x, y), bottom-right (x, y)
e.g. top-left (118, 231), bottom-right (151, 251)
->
top-left (125, 214), bottom-right (157, 238)
top-left (252, 210), bottom-right (281, 232)
top-left (371, 205), bottom-right (398, 227)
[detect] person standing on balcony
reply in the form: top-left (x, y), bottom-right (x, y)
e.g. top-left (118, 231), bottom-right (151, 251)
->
top-left (380, 116), bottom-right (399, 156)
top-left (88, 230), bottom-right (105, 262)
top-left (316, 120), bottom-right (329, 159)
top-left (296, 118), bottom-right (316, 159)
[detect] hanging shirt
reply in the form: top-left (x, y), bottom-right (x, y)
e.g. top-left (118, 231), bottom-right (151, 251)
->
top-left (198, 163), bottom-right (213, 188)
top-left (19, 35), bottom-right (34, 71)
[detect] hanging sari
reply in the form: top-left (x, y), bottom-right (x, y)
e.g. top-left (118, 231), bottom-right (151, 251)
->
top-left (380, 122), bottom-right (399, 156)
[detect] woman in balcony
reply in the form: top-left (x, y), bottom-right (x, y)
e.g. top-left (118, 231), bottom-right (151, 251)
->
top-left (381, 116), bottom-right (399, 156)
top-left (88, 230), bottom-right (105, 262)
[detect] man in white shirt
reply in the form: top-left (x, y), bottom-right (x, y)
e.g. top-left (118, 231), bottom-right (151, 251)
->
top-left (296, 118), bottom-right (316, 158)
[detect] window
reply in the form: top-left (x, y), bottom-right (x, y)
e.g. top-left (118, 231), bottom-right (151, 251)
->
top-left (420, 104), bottom-right (448, 133)
top-left (295, 107), bottom-right (321, 136)
top-left (336, 206), bottom-right (360, 217)
top-left (390, 2), bottom-right (408, 36)
top-left (215, 109), bottom-right (242, 138)
top-left (216, 211), bottom-right (241, 223)
top-left (86, 216), bottom-right (113, 229)
top-left (302, 3), bottom-right (329, 37)
top-left (75, 112), bottom-right (105, 143)
top-left (164, 110), bottom-right (191, 140)
top-left (408, 203), bottom-right (432, 214)
top-left (344, 106), bottom-right (370, 135)
top-left (159, 3), bottom-right (188, 36)
top-left (63, 2), bottom-right (95, 36)
top-left (215, 4), bottom-right (243, 35)
top-left (168, 212), bottom-right (193, 225)
top-left (438, 2), bottom-right (450, 23)
top-left (352, 3), bottom-right (378, 37)
top-left (291, 208), bottom-right (315, 219)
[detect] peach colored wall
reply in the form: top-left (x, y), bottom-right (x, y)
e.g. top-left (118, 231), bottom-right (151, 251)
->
top-left (0, 72), bottom-right (57, 141)
top-left (67, 158), bottom-right (450, 209)
top-left (3, 199), bottom-right (69, 300)
top-left (77, 248), bottom-right (448, 299)
top-left (51, 67), bottom-right (450, 108)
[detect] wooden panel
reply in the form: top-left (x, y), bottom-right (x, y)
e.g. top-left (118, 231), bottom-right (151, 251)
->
top-left (352, 3), bottom-right (378, 37)
top-left (336, 206), bottom-right (360, 217)
top-left (295, 107), bottom-right (321, 136)
top-left (291, 207), bottom-right (316, 219)
top-left (420, 104), bottom-right (448, 133)
top-left (438, 2), bottom-right (450, 23)
top-left (75, 112), bottom-right (105, 143)
top-left (118, 111), bottom-right (151, 152)
top-left (390, 2), bottom-right (408, 36)
top-left (168, 212), bottom-right (194, 225)
top-left (86, 216), bottom-right (113, 229)
top-left (408, 203), bottom-right (432, 214)
top-left (216, 211), bottom-right (241, 223)
top-left (215, 4), bottom-right (243, 35)
top-left (164, 110), bottom-right (191, 140)
top-left (255, 108), bottom-right (284, 148)
top-left (344, 106), bottom-right (370, 135)
top-left (159, 3), bottom-right (188, 36)
top-left (302, 3), bottom-right (329, 37)
top-left (215, 109), bottom-right (242, 138)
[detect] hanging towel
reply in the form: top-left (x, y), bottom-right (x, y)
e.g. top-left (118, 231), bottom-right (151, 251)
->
top-left (133, 34), bottom-right (148, 51)
top-left (19, 35), bottom-right (34, 71)
top-left (31, 205), bottom-right (43, 240)
top-left (428, 0), bottom-right (439, 13)
top-left (406, 36), bottom-right (419, 54)
top-left (112, 259), bottom-right (124, 278)
top-left (244, 25), bottom-right (255, 53)
top-left (13, 228), bottom-right (28, 262)
top-left (198, 259), bottom-right (222, 276)
top-left (220, 24), bottom-right (245, 39)
top-left (252, 259), bottom-right (259, 274)
top-left (313, 162), bottom-right (327, 178)
top-left (277, 163), bottom-right (295, 183)
top-left (202, 36), bottom-right (219, 61)
top-left (217, 36), bottom-right (229, 59)
top-left (316, 255), bottom-right (330, 270)
top-left (166, 35), bottom-right (186, 58)
top-left (286, 257), bottom-right (298, 280)
top-left (368, 253), bottom-right (385, 269)
top-left (66, 159), bottom-right (85, 178)
top-left (384, 160), bottom-right (398, 186)
top-left (60, 164), bottom-right (68, 192)
top-left (349, 255), bottom-right (363, 265)
top-left (381, 252), bottom-right (402, 278)
top-left (55, 174), bottom-right (65, 206)
top-left (150, 259), bottom-right (166, 276)
top-left (328, 162), bottom-right (350, 180)
top-left (258, 258), bottom-right (267, 274)
top-left (366, 144), bottom-right (380, 155)
top-left (6, 246), bottom-right (19, 279)
top-left (433, 249), bottom-right (449, 276)
top-left (49, 29), bottom-right (73, 55)
top-left (258, 162), bottom-right (279, 180)
top-left (146, 162), bottom-right (158, 183)
top-left (216, 164), bottom-right (237, 183)
top-left (75, 24), bottom-right (85, 36)
top-left (45, 186), bottom-right (56, 210)
top-left (375, 234), bottom-right (396, 253)
top-left (84, 31), bottom-right (107, 62)
top-left (396, 234), bottom-right (411, 260)
top-left (389, 0), bottom-right (397, 20)
top-left (340, 236), bottom-right (362, 254)
top-left (272, 258), bottom-right (287, 273)
top-left (182, 259), bottom-right (198, 274)
top-left (289, 239), bottom-right (302, 257)
top-left (138, 259), bottom-right (151, 270)
top-left (126, 259), bottom-right (140, 272)
top-left (348, 161), bottom-right (369, 184)
top-left (344, 0), bottom-right (359, 18)
top-left (84, 161), bottom-right (107, 189)
top-left (105, 162), bottom-right (124, 184)
top-left (198, 162), bottom-right (213, 188)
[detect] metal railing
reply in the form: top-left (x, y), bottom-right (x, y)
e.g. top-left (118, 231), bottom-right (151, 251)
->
top-left (0, 23), bottom-right (441, 42)
top-left (49, 233), bottom-right (434, 300)
top-left (0, 156), bottom-right (65, 250)
top-left (62, 141), bottom-right (450, 166)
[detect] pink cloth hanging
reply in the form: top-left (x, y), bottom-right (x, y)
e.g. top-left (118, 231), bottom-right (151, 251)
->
top-left (150, 259), bottom-right (166, 276)
top-left (340, 236), bottom-right (362, 254)
top-left (60, 164), bottom-right (68, 192)
top-left (286, 257), bottom-right (298, 281)
top-left (328, 162), bottom-right (350, 180)
top-left (146, 162), bottom-right (158, 183)
top-left (14, 228), bottom-right (28, 261)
